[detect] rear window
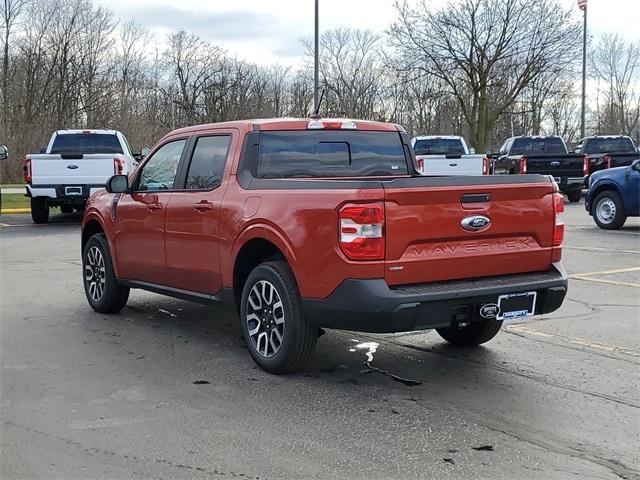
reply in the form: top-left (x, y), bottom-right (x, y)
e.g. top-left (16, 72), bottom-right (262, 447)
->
top-left (413, 138), bottom-right (465, 155)
top-left (510, 137), bottom-right (566, 155)
top-left (584, 137), bottom-right (635, 154)
top-left (50, 133), bottom-right (123, 154)
top-left (257, 131), bottom-right (408, 178)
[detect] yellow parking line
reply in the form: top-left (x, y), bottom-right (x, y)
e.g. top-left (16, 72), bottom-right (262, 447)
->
top-left (564, 245), bottom-right (640, 255)
top-left (569, 266), bottom-right (640, 277)
top-left (571, 276), bottom-right (640, 288)
top-left (1, 208), bottom-right (30, 213)
top-left (506, 324), bottom-right (640, 357)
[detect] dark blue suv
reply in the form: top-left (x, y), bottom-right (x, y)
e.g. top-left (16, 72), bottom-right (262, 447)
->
top-left (586, 159), bottom-right (640, 229)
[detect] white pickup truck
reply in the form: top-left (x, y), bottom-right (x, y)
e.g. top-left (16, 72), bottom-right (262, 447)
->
top-left (411, 135), bottom-right (489, 176)
top-left (24, 129), bottom-right (140, 223)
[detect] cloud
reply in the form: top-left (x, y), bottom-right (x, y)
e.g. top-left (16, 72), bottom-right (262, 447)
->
top-left (121, 5), bottom-right (298, 42)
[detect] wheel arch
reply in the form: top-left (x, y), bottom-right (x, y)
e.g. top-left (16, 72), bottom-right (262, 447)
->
top-left (82, 218), bottom-right (105, 253)
top-left (589, 182), bottom-right (622, 213)
top-left (230, 226), bottom-right (298, 311)
top-left (81, 216), bottom-right (120, 277)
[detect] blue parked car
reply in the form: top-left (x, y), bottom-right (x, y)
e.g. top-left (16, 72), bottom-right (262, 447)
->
top-left (585, 159), bottom-right (640, 229)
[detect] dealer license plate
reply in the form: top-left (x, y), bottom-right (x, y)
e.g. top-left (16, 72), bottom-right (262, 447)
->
top-left (497, 291), bottom-right (537, 320)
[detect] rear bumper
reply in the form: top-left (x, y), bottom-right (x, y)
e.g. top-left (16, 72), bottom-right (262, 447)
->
top-left (302, 263), bottom-right (568, 333)
top-left (27, 184), bottom-right (104, 202)
top-left (554, 176), bottom-right (586, 190)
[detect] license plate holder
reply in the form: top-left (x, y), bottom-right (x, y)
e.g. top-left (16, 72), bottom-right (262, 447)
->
top-left (497, 291), bottom-right (537, 320)
top-left (65, 186), bottom-right (83, 196)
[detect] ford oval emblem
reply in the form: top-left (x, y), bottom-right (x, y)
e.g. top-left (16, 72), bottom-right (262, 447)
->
top-left (480, 303), bottom-right (500, 319)
top-left (550, 161), bottom-right (560, 167)
top-left (67, 164), bottom-right (78, 169)
top-left (461, 215), bottom-right (491, 232)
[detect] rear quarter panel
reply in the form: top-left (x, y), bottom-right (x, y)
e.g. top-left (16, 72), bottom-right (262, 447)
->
top-left (220, 180), bottom-right (386, 299)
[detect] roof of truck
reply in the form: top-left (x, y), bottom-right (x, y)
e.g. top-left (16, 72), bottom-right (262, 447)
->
top-left (412, 135), bottom-right (463, 140)
top-left (168, 118), bottom-right (403, 136)
top-left (54, 129), bottom-right (121, 135)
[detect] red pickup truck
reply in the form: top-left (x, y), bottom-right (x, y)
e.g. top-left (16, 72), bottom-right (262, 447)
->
top-left (81, 118), bottom-right (568, 373)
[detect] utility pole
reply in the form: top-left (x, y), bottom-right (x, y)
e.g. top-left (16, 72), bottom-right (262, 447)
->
top-left (313, 0), bottom-right (319, 114)
top-left (580, 0), bottom-right (587, 139)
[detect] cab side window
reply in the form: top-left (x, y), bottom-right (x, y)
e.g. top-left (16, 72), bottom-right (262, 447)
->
top-left (185, 135), bottom-right (231, 190)
top-left (138, 140), bottom-right (186, 191)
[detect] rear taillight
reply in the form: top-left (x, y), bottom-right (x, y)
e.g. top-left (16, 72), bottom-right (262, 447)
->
top-left (583, 156), bottom-right (590, 175)
top-left (519, 157), bottom-right (528, 174)
top-left (339, 203), bottom-right (385, 260)
top-left (603, 155), bottom-right (612, 169)
top-left (482, 157), bottom-right (490, 175)
top-left (416, 158), bottom-right (424, 172)
top-left (113, 157), bottom-right (124, 175)
top-left (552, 193), bottom-right (564, 247)
top-left (23, 158), bottom-right (31, 183)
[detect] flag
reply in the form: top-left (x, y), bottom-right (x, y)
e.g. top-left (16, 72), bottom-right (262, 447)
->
top-left (578, 0), bottom-right (587, 10)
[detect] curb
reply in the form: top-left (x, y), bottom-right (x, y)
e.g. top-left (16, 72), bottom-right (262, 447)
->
top-left (1, 208), bottom-right (30, 214)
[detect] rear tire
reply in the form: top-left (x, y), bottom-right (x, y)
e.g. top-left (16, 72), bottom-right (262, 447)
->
top-left (436, 317), bottom-right (503, 346)
top-left (30, 197), bottom-right (49, 224)
top-left (566, 189), bottom-right (582, 203)
top-left (240, 261), bottom-right (317, 373)
top-left (83, 234), bottom-right (129, 313)
top-left (592, 190), bottom-right (626, 230)
top-left (60, 205), bottom-right (73, 214)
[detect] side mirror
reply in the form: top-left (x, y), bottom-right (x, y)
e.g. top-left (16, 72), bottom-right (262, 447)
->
top-left (133, 147), bottom-right (150, 162)
top-left (106, 174), bottom-right (129, 194)
top-left (485, 149), bottom-right (493, 157)
top-left (632, 160), bottom-right (640, 173)
top-left (0, 145), bottom-right (7, 160)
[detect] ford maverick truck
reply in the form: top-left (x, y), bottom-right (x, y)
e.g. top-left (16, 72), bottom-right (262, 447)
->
top-left (81, 118), bottom-right (568, 373)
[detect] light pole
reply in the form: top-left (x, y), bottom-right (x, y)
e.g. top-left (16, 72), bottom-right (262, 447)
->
top-left (580, 0), bottom-right (587, 139)
top-left (313, 0), bottom-right (319, 114)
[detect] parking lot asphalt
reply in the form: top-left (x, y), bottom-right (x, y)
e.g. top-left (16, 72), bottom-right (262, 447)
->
top-left (1, 204), bottom-right (639, 480)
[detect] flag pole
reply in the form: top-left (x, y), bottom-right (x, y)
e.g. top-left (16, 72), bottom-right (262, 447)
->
top-left (580, 2), bottom-right (587, 139)
top-left (313, 0), bottom-right (320, 114)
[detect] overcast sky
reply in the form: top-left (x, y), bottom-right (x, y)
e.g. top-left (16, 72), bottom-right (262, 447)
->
top-left (94, 0), bottom-right (639, 66)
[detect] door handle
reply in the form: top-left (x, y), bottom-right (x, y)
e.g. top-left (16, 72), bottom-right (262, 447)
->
top-left (193, 200), bottom-right (213, 212)
top-left (147, 203), bottom-right (162, 212)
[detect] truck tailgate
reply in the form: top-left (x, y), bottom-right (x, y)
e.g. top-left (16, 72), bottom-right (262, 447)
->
top-left (526, 155), bottom-right (584, 178)
top-left (416, 154), bottom-right (484, 176)
top-left (383, 176), bottom-right (555, 286)
top-left (30, 154), bottom-right (117, 185)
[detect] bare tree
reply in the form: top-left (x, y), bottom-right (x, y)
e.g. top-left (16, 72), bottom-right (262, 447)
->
top-left (164, 31), bottom-right (223, 125)
top-left (306, 28), bottom-right (384, 119)
top-left (1, 0), bottom-right (28, 135)
top-left (591, 34), bottom-right (640, 136)
top-left (389, 0), bottom-right (581, 150)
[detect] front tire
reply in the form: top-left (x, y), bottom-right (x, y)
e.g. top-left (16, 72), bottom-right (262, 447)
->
top-left (592, 190), bottom-right (626, 230)
top-left (30, 197), bottom-right (49, 223)
top-left (436, 317), bottom-right (503, 346)
top-left (240, 261), bottom-right (317, 373)
top-left (83, 234), bottom-right (129, 313)
top-left (566, 189), bottom-right (582, 203)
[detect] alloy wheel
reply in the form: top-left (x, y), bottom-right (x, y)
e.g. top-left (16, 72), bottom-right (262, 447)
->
top-left (245, 280), bottom-right (285, 358)
top-left (85, 246), bottom-right (106, 302)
